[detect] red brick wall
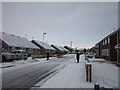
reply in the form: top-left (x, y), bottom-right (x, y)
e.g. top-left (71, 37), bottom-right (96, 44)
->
top-left (99, 37), bottom-right (110, 61)
top-left (110, 33), bottom-right (117, 61)
top-left (101, 42), bottom-right (110, 60)
top-left (2, 40), bottom-right (10, 51)
top-left (95, 43), bottom-right (101, 58)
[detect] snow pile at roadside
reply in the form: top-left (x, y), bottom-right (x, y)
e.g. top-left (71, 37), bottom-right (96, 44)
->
top-left (0, 63), bottom-right (14, 68)
top-left (1, 54), bottom-right (70, 69)
top-left (26, 57), bottom-right (46, 61)
top-left (40, 55), bottom-right (94, 88)
top-left (1, 59), bottom-right (48, 73)
top-left (1, 54), bottom-right (70, 73)
top-left (1, 57), bottom-right (47, 69)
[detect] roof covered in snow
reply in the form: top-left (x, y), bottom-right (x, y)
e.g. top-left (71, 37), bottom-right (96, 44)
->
top-left (64, 46), bottom-right (73, 51)
top-left (0, 32), bottom-right (39, 49)
top-left (60, 47), bottom-right (69, 51)
top-left (51, 45), bottom-right (66, 51)
top-left (32, 40), bottom-right (55, 50)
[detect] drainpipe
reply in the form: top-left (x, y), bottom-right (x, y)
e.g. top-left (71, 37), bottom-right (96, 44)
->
top-left (116, 30), bottom-right (120, 64)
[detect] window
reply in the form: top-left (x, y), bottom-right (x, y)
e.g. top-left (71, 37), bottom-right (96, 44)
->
top-left (102, 49), bottom-right (109, 56)
top-left (102, 41), bottom-right (104, 45)
top-left (96, 44), bottom-right (99, 48)
top-left (103, 40), bottom-right (105, 45)
top-left (28, 48), bottom-right (33, 53)
top-left (105, 39), bottom-right (107, 45)
top-left (108, 37), bottom-right (110, 43)
top-left (12, 47), bottom-right (15, 51)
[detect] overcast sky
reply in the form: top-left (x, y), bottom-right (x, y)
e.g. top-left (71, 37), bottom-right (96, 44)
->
top-left (2, 2), bottom-right (118, 48)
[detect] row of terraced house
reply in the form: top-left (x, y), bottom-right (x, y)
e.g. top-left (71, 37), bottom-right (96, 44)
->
top-left (94, 28), bottom-right (120, 65)
top-left (0, 32), bottom-right (71, 58)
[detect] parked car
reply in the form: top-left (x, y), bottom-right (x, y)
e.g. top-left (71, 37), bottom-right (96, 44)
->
top-left (12, 50), bottom-right (28, 60)
top-left (86, 52), bottom-right (95, 58)
top-left (0, 48), bottom-right (17, 62)
top-left (80, 51), bottom-right (84, 54)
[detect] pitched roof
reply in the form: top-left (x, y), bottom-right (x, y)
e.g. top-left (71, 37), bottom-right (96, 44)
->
top-left (51, 45), bottom-right (65, 51)
top-left (95, 28), bottom-right (120, 45)
top-left (32, 40), bottom-right (55, 50)
top-left (0, 32), bottom-right (39, 49)
top-left (60, 46), bottom-right (69, 51)
top-left (64, 46), bottom-right (73, 51)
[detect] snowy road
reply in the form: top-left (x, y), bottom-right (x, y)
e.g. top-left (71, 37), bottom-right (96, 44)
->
top-left (2, 54), bottom-right (74, 90)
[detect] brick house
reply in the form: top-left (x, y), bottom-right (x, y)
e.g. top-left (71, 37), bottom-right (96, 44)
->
top-left (0, 32), bottom-right (40, 54)
top-left (95, 29), bottom-right (120, 62)
top-left (64, 46), bottom-right (73, 53)
top-left (115, 28), bottom-right (120, 64)
top-left (95, 43), bottom-right (100, 58)
top-left (31, 40), bottom-right (56, 56)
top-left (51, 45), bottom-right (66, 55)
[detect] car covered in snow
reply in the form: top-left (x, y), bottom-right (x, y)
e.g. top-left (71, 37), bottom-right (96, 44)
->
top-left (86, 52), bottom-right (95, 58)
top-left (12, 50), bottom-right (28, 60)
top-left (0, 48), bottom-right (17, 62)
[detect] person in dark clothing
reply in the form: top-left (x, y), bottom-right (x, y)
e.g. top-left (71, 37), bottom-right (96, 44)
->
top-left (47, 53), bottom-right (49, 60)
top-left (76, 51), bottom-right (80, 63)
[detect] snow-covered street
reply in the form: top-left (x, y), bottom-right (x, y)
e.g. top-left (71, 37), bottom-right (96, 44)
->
top-left (1, 54), bottom-right (74, 90)
top-left (0, 54), bottom-right (119, 90)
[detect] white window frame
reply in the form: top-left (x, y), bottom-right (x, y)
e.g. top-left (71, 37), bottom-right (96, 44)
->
top-left (108, 37), bottom-right (110, 43)
top-left (102, 49), bottom-right (109, 56)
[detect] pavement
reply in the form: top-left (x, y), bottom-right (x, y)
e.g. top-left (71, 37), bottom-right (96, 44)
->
top-left (31, 54), bottom-right (94, 89)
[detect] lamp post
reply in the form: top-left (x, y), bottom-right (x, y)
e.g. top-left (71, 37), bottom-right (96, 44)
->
top-left (43, 33), bottom-right (46, 57)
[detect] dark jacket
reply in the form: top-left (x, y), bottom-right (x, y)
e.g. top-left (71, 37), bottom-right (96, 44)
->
top-left (76, 53), bottom-right (79, 60)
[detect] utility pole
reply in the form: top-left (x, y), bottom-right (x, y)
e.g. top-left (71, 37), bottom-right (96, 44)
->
top-left (70, 41), bottom-right (72, 53)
